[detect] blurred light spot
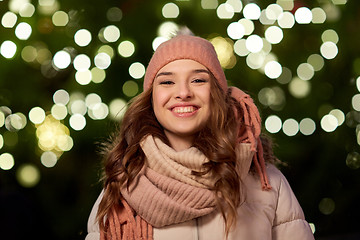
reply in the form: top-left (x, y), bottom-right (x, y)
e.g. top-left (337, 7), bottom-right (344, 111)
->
top-left (246, 52), bottom-right (265, 70)
top-left (276, 0), bottom-right (293, 11)
top-left (53, 50), bottom-right (71, 69)
top-left (294, 7), bottom-right (312, 24)
top-left (118, 40), bottom-right (135, 57)
top-left (264, 61), bottom-right (282, 79)
top-left (16, 164), bottom-right (40, 188)
top-left (321, 114), bottom-right (338, 132)
top-left (69, 114), bottom-right (86, 131)
top-left (0, 153), bottom-right (15, 170)
top-left (73, 54), bottom-right (91, 71)
top-left (201, 0), bottom-right (218, 9)
top-left (74, 29), bottom-right (92, 47)
top-left (103, 25), bottom-right (120, 43)
top-left (0, 134), bottom-right (3, 149)
top-left (329, 109), bottom-right (345, 126)
top-left (234, 39), bottom-right (249, 57)
top-left (319, 198), bottom-right (335, 215)
top-left (129, 62), bottom-right (145, 79)
top-left (9, 0), bottom-right (30, 13)
top-left (356, 76), bottom-right (360, 92)
top-left (0, 111), bottom-right (5, 127)
top-left (91, 67), bottom-right (106, 83)
top-left (265, 4), bottom-right (283, 20)
top-left (109, 98), bottom-right (128, 120)
top-left (1, 40), bottom-right (17, 59)
top-left (262, 40), bottom-right (272, 55)
top-left (311, 7), bottom-right (326, 24)
top-left (289, 77), bottom-right (311, 98)
top-left (75, 70), bottom-right (92, 85)
top-left (243, 3), bottom-right (261, 20)
top-left (258, 87), bottom-right (285, 111)
top-left (21, 45), bottom-right (37, 62)
top-left (309, 223), bottom-right (316, 234)
top-left (6, 113), bottom-right (27, 131)
top-left (29, 107), bottom-right (46, 124)
top-left (106, 7), bottom-right (122, 22)
top-left (88, 103), bottom-right (109, 120)
top-left (227, 22), bottom-right (245, 40)
top-left (227, 0), bottom-right (242, 12)
top-left (36, 115), bottom-right (72, 152)
top-left (320, 41), bottom-right (338, 60)
top-left (277, 11), bottom-right (295, 28)
top-left (332, 0), bottom-right (347, 4)
top-left (300, 118), bottom-right (316, 135)
top-left (259, 9), bottom-right (275, 25)
top-left (265, 115), bottom-right (282, 133)
top-left (94, 52), bottom-right (111, 69)
top-left (122, 80), bottom-right (139, 97)
top-left (53, 89), bottom-right (69, 105)
top-left (41, 151), bottom-right (57, 168)
top-left (238, 18), bottom-right (254, 35)
top-left (37, 0), bottom-right (60, 15)
top-left (282, 118), bottom-right (299, 136)
top-left (51, 104), bottom-right (67, 120)
top-left (217, 3), bottom-right (234, 19)
top-left (97, 45), bottom-right (115, 59)
top-left (158, 21), bottom-right (179, 38)
top-left (357, 125), bottom-right (360, 146)
top-left (276, 67), bottom-right (292, 84)
top-left (1, 11), bottom-right (18, 28)
top-left (264, 26), bottom-right (283, 44)
top-left (152, 36), bottom-right (168, 51)
top-left (70, 99), bottom-right (87, 115)
top-left (19, 3), bottom-right (35, 17)
top-left (352, 94), bottom-right (360, 111)
top-left (322, 29), bottom-right (339, 44)
top-left (297, 63), bottom-right (314, 81)
top-left (307, 54), bottom-right (324, 71)
top-left (246, 35), bottom-right (263, 53)
top-left (52, 10), bottom-right (68, 26)
top-left (162, 3), bottom-right (180, 18)
top-left (85, 93), bottom-right (101, 109)
top-left (210, 37), bottom-right (236, 69)
top-left (322, 3), bottom-right (341, 22)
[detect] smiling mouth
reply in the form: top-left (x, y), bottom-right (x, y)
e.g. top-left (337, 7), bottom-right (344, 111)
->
top-left (172, 106), bottom-right (197, 113)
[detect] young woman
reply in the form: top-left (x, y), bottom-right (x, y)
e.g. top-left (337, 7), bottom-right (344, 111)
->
top-left (85, 33), bottom-right (315, 240)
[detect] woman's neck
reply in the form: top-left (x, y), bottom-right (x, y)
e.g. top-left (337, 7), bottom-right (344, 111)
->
top-left (164, 131), bottom-right (194, 152)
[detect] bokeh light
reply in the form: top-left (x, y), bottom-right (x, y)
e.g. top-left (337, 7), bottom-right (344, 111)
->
top-left (289, 77), bottom-right (311, 98)
top-left (282, 118), bottom-right (299, 136)
top-left (227, 22), bottom-right (245, 40)
top-left (356, 76), bottom-right (360, 92)
top-left (210, 36), bottom-right (236, 69)
top-left (74, 29), bottom-right (92, 47)
top-left (264, 61), bottom-right (282, 79)
top-left (16, 163), bottom-right (40, 188)
top-left (103, 25), bottom-right (121, 43)
top-left (75, 70), bottom-right (92, 85)
top-left (277, 11), bottom-right (295, 28)
top-left (201, 0), bottom-right (218, 9)
top-left (329, 109), bottom-right (345, 126)
top-left (1, 11), bottom-right (18, 28)
top-left (307, 54), bottom-right (325, 71)
top-left (29, 107), bottom-right (46, 124)
top-left (312, 7), bottom-right (327, 24)
top-left (69, 114), bottom-right (86, 131)
top-left (122, 80), bottom-right (139, 97)
top-left (319, 198), bottom-right (335, 215)
top-left (300, 118), bottom-right (316, 135)
top-left (238, 18), bottom-right (254, 35)
top-left (352, 94), bottom-right (360, 111)
top-left (321, 114), bottom-right (338, 132)
top-left (53, 50), bottom-right (71, 69)
top-left (162, 3), bottom-right (180, 18)
top-left (264, 26), bottom-right (283, 44)
top-left (91, 67), bottom-right (106, 83)
top-left (52, 10), bottom-right (69, 26)
top-left (94, 52), bottom-right (111, 69)
top-left (118, 40), bottom-right (135, 58)
top-left (0, 153), bottom-right (15, 170)
top-left (246, 35), bottom-right (263, 53)
top-left (297, 63), bottom-right (315, 80)
top-left (128, 62), bottom-right (145, 79)
top-left (1, 40), bottom-right (17, 59)
top-left (346, 151), bottom-right (360, 169)
top-left (322, 29), bottom-right (339, 44)
top-left (217, 3), bottom-right (234, 19)
top-left (265, 115), bottom-right (282, 133)
top-left (295, 7), bottom-right (312, 24)
top-left (320, 41), bottom-right (338, 59)
top-left (15, 22), bottom-right (32, 40)
top-left (106, 7), bottom-right (122, 22)
top-left (41, 151), bottom-right (58, 168)
top-left (109, 98), bottom-right (128, 120)
top-left (243, 3), bottom-right (261, 20)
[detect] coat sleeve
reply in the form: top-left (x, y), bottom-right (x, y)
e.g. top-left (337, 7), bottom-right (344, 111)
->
top-left (269, 166), bottom-right (315, 240)
top-left (85, 191), bottom-right (104, 240)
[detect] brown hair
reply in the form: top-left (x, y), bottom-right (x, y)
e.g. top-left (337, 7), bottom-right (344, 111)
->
top-left (96, 75), bottom-right (276, 237)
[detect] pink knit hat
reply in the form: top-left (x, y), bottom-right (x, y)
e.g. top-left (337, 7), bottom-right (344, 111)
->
top-left (143, 34), bottom-right (271, 190)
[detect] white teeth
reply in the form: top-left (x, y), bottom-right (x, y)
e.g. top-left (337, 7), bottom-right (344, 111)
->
top-left (173, 106), bottom-right (195, 113)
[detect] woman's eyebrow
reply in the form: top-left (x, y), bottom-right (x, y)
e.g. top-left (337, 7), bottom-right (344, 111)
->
top-left (193, 69), bottom-right (210, 74)
top-left (155, 72), bottom-right (173, 78)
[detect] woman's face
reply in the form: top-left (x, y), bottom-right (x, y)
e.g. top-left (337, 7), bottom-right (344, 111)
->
top-left (152, 59), bottom-right (211, 150)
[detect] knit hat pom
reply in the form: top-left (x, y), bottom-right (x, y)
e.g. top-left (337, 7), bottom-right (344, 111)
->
top-left (229, 87), bottom-right (272, 190)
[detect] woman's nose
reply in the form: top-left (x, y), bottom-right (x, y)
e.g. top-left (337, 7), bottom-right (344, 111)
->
top-left (176, 82), bottom-right (193, 99)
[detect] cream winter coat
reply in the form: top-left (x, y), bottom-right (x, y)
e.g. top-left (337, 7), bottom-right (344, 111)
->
top-left (86, 163), bottom-right (314, 240)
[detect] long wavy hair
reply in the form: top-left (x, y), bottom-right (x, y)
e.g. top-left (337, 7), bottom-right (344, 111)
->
top-left (96, 74), bottom-right (277, 237)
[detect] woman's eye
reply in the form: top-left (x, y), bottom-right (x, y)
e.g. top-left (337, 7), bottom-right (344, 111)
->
top-left (192, 78), bottom-right (207, 83)
top-left (160, 80), bottom-right (174, 85)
